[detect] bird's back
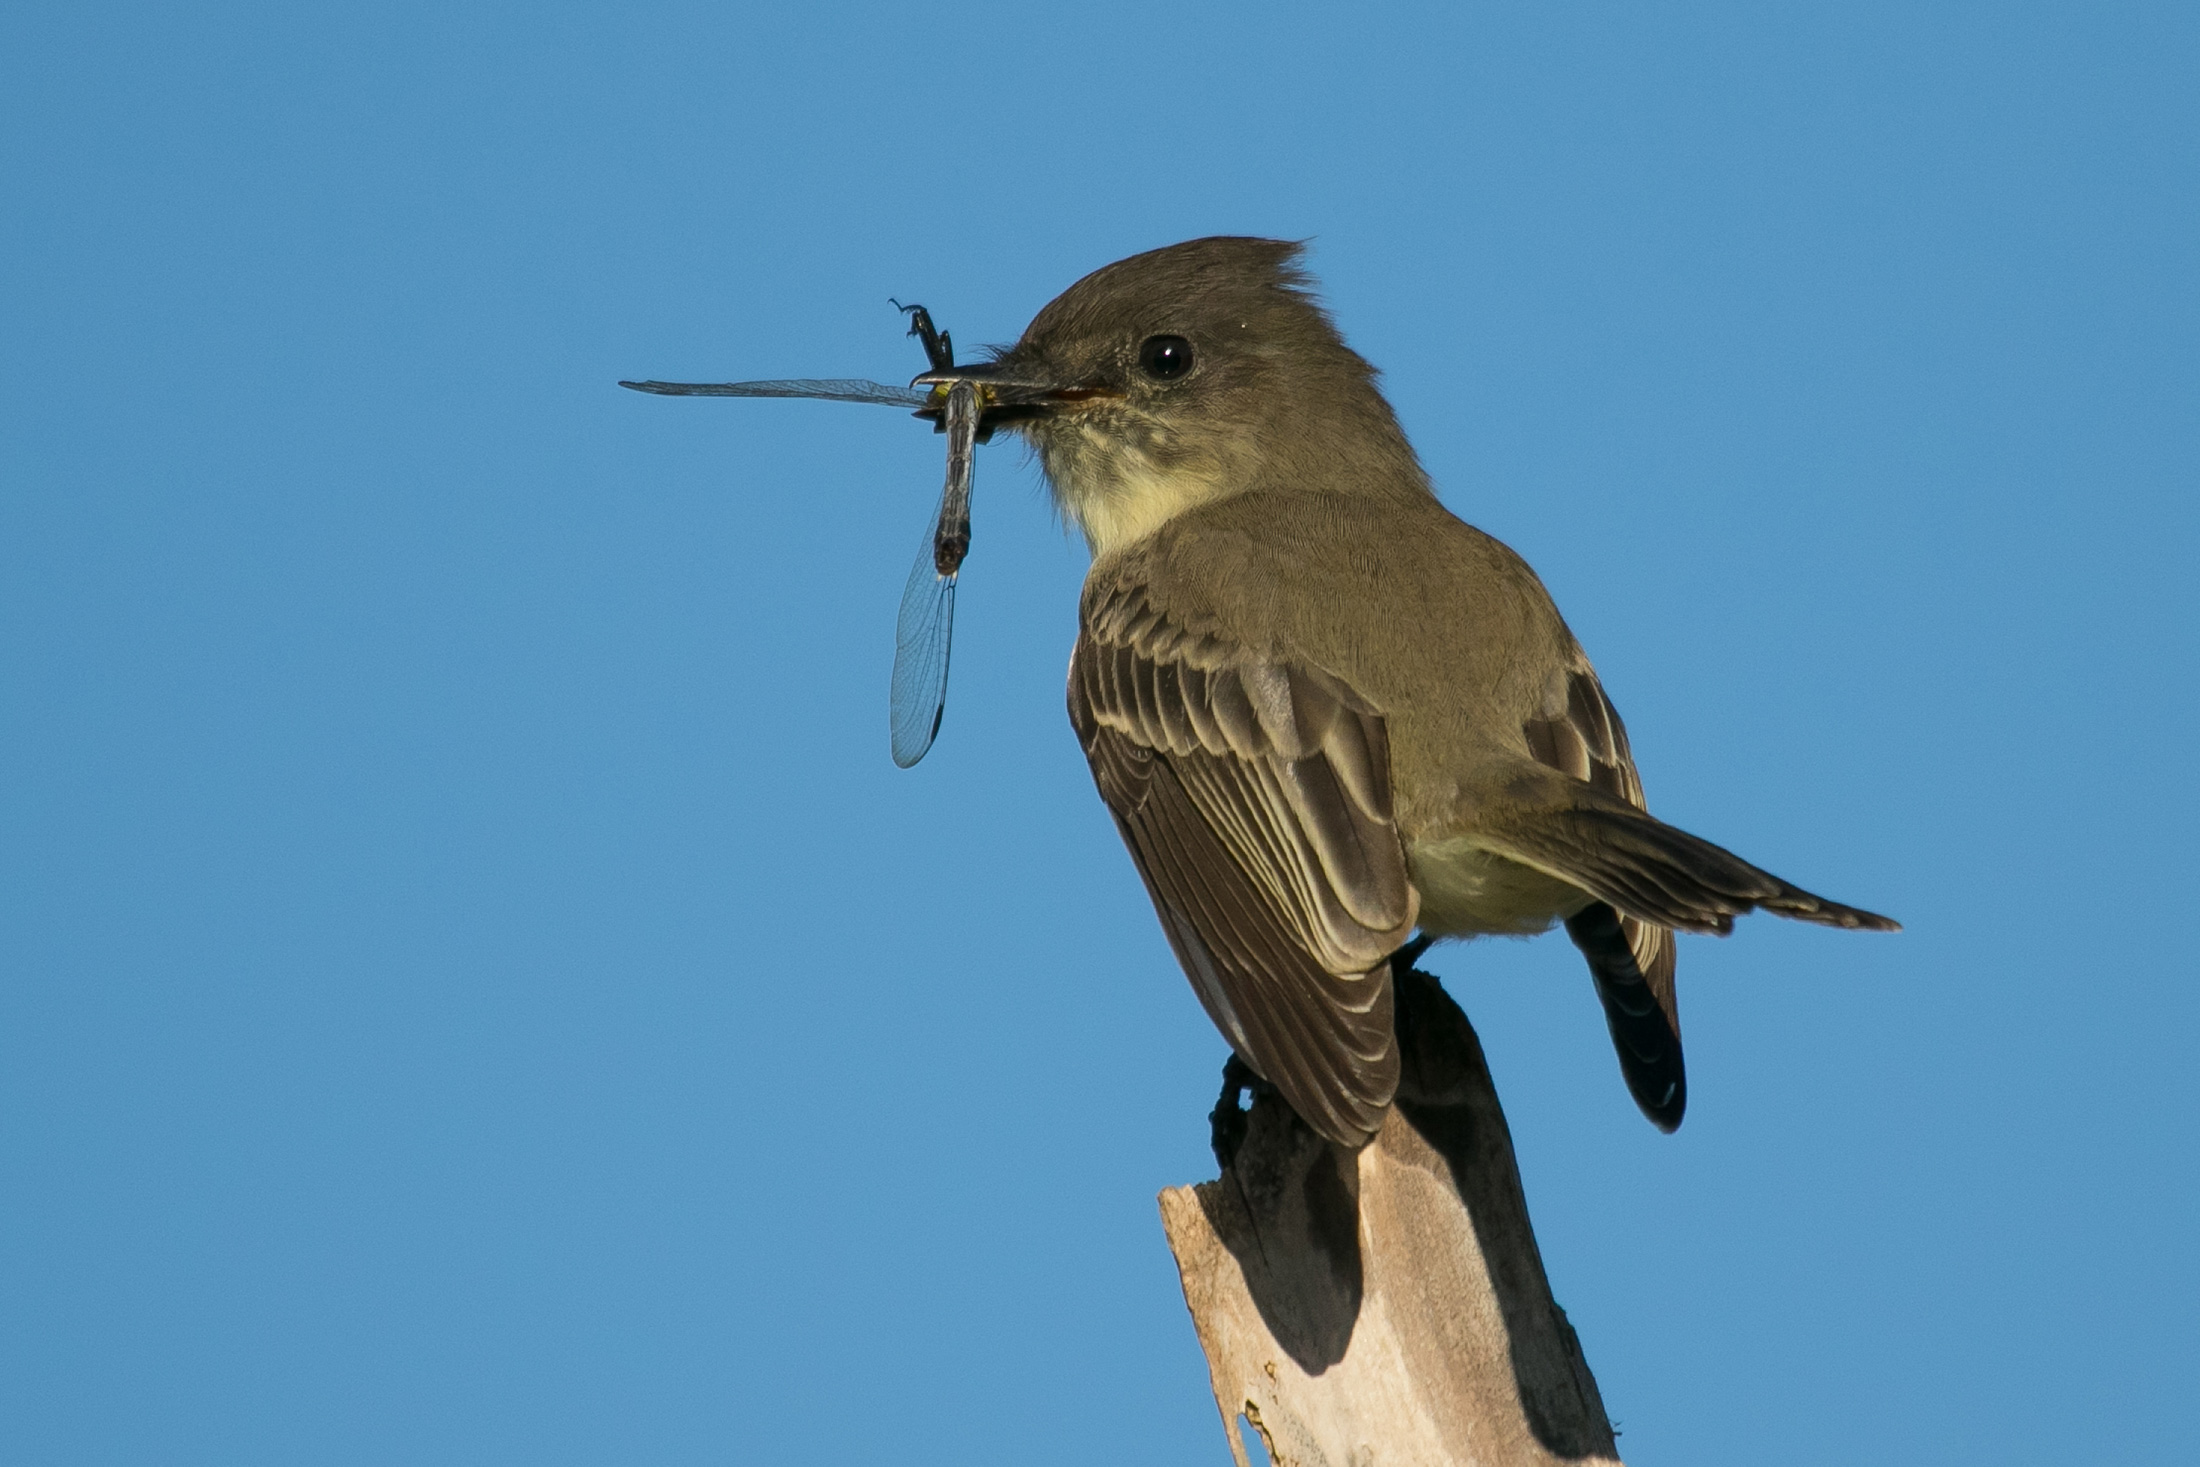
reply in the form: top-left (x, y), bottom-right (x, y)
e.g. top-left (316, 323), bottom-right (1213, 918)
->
top-left (1086, 486), bottom-right (1582, 838)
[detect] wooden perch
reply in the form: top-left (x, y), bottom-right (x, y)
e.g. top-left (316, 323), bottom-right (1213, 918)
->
top-left (1159, 967), bottom-right (1623, 1467)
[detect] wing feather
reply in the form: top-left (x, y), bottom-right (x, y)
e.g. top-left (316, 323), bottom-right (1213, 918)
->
top-left (1525, 659), bottom-right (1677, 1021)
top-left (1070, 583), bottom-right (1416, 1147)
top-left (1522, 657), bottom-right (1689, 1127)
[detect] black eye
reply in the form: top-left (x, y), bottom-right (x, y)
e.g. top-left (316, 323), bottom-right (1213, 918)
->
top-left (1138, 335), bottom-right (1195, 381)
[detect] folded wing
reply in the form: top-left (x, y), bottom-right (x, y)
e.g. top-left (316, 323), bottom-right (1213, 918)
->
top-left (1069, 581), bottom-right (1417, 1147)
top-left (1523, 659), bottom-right (1680, 1033)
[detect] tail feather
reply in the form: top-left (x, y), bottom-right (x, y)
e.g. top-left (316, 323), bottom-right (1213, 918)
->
top-left (1485, 786), bottom-right (1900, 938)
top-left (1566, 902), bottom-right (1686, 1131)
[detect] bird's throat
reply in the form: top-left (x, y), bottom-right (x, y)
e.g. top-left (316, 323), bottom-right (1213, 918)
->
top-left (1034, 420), bottom-right (1232, 558)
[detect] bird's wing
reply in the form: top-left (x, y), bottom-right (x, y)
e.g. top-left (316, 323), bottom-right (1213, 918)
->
top-left (1522, 658), bottom-right (1676, 1027)
top-left (1069, 579), bottom-right (1418, 1147)
top-left (1524, 657), bottom-right (1686, 1128)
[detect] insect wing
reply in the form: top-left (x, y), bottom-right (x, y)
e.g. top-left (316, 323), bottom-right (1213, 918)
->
top-left (889, 511), bottom-right (957, 767)
top-left (618, 377), bottom-right (929, 407)
top-left (888, 382), bottom-right (979, 767)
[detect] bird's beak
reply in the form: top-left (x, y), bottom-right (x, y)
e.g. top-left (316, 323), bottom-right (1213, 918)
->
top-left (910, 357), bottom-right (1120, 416)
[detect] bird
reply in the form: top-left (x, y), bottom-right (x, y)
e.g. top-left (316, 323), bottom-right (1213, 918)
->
top-left (921, 237), bottom-right (1896, 1148)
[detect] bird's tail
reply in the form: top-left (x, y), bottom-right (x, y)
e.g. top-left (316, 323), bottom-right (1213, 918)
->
top-left (1480, 773), bottom-right (1900, 937)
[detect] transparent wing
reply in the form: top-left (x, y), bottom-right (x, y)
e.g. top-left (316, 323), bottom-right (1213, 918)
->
top-left (890, 510), bottom-right (957, 768)
top-left (888, 381), bottom-right (978, 767)
top-left (619, 377), bottom-right (930, 407)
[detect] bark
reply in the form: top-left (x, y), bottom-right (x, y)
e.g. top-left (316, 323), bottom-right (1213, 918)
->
top-left (1159, 967), bottom-right (1622, 1467)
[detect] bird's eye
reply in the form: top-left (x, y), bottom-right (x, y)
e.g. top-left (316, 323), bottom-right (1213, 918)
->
top-left (1137, 335), bottom-right (1195, 381)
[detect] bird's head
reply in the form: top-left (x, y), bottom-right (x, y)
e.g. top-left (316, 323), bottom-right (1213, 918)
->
top-left (916, 237), bottom-right (1427, 557)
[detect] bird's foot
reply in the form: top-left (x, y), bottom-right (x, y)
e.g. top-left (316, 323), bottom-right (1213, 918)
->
top-left (1210, 1053), bottom-right (1274, 1172)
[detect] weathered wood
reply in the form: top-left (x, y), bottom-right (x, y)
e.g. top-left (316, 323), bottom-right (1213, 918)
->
top-left (1159, 968), bottom-right (1622, 1467)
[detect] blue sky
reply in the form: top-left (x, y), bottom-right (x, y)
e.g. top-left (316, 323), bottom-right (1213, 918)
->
top-left (2, 4), bottom-right (2194, 1463)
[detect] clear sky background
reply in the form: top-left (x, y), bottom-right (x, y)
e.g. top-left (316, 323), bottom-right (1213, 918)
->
top-left (3, 4), bottom-right (2194, 1464)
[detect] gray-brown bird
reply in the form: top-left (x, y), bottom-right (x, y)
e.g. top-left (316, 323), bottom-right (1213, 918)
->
top-left (922, 237), bottom-right (1896, 1147)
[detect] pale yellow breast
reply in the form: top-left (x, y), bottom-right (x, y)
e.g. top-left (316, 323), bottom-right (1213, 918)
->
top-left (1407, 835), bottom-right (1593, 939)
